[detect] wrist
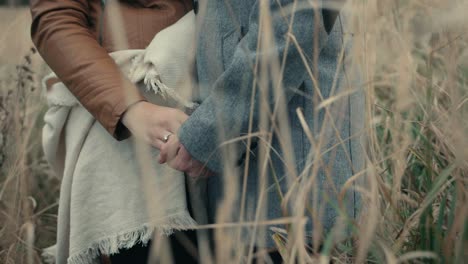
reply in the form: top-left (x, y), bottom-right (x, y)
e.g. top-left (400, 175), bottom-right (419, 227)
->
top-left (121, 100), bottom-right (147, 127)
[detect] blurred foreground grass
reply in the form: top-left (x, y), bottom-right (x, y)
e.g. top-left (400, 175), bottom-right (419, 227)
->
top-left (1, 2), bottom-right (468, 263)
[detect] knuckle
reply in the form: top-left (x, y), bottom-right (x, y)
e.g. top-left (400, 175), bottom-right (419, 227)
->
top-left (166, 109), bottom-right (176, 118)
top-left (159, 119), bottom-right (168, 127)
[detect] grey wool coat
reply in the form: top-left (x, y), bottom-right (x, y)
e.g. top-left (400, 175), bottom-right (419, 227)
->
top-left (178, 0), bottom-right (365, 247)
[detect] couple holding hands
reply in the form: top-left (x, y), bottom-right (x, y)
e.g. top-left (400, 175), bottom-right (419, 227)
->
top-left (31, 0), bottom-right (361, 263)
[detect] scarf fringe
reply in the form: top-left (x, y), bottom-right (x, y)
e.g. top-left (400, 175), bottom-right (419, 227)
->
top-left (42, 245), bottom-right (56, 264)
top-left (42, 212), bottom-right (197, 264)
top-left (143, 66), bottom-right (196, 109)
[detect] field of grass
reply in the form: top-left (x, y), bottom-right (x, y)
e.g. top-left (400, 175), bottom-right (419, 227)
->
top-left (1, 1), bottom-right (467, 263)
top-left (0, 8), bottom-right (58, 263)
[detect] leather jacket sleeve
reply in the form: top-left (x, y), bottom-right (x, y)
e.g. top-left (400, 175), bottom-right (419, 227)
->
top-left (30, 0), bottom-right (146, 139)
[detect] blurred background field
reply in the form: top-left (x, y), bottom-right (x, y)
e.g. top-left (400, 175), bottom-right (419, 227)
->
top-left (0, 6), bottom-right (60, 264)
top-left (0, 8), bottom-right (35, 64)
top-left (1, 1), bottom-right (468, 263)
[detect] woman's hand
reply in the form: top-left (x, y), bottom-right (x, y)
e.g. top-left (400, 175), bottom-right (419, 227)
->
top-left (121, 101), bottom-right (188, 149)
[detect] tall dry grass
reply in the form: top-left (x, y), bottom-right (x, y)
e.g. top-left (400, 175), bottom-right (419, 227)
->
top-left (0, 43), bottom-right (58, 264)
top-left (1, 0), bottom-right (467, 263)
top-left (351, 1), bottom-right (468, 263)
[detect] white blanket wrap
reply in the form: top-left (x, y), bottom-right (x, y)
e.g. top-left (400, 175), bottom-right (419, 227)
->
top-left (42, 11), bottom-right (197, 264)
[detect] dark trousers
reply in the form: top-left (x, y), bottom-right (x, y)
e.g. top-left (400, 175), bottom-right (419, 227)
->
top-left (108, 235), bottom-right (284, 264)
top-left (109, 230), bottom-right (199, 264)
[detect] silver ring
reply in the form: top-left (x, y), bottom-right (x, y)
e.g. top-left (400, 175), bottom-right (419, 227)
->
top-left (163, 133), bottom-right (172, 143)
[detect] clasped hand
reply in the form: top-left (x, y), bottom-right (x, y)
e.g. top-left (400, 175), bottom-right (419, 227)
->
top-left (122, 101), bottom-right (213, 178)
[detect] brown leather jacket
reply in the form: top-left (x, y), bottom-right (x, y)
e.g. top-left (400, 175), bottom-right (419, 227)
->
top-left (30, 0), bottom-right (193, 139)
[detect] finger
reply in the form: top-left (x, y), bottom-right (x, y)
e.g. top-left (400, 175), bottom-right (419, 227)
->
top-left (149, 130), bottom-right (172, 150)
top-left (167, 156), bottom-right (183, 171)
top-left (150, 140), bottom-right (164, 150)
top-left (159, 136), bottom-right (180, 164)
top-left (159, 143), bottom-right (178, 164)
top-left (176, 146), bottom-right (207, 177)
top-left (158, 137), bottom-right (173, 163)
top-left (158, 144), bottom-right (168, 164)
top-left (168, 145), bottom-right (192, 171)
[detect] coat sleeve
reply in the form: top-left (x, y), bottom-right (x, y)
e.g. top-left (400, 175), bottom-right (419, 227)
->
top-left (178, 0), bottom-right (329, 173)
top-left (30, 0), bottom-right (145, 139)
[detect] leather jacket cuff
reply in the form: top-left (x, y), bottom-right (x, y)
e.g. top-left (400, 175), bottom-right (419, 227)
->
top-left (113, 98), bottom-right (147, 141)
top-left (114, 119), bottom-right (132, 141)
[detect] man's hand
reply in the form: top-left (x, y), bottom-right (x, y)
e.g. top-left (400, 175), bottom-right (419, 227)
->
top-left (159, 135), bottom-right (214, 178)
top-left (121, 101), bottom-right (188, 149)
